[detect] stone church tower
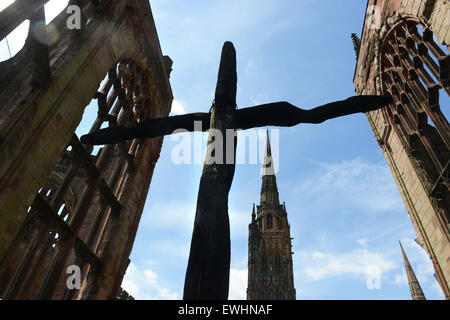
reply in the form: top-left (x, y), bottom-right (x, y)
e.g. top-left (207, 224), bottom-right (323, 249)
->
top-left (0, 1), bottom-right (172, 299)
top-left (247, 132), bottom-right (296, 300)
top-left (354, 0), bottom-right (449, 299)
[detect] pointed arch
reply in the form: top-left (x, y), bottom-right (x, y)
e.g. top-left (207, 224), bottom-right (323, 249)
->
top-left (266, 213), bottom-right (273, 229)
top-left (0, 0), bottom-right (172, 300)
top-left (276, 217), bottom-right (282, 230)
top-left (274, 252), bottom-right (281, 273)
top-left (261, 252), bottom-right (268, 273)
top-left (268, 288), bottom-right (276, 300)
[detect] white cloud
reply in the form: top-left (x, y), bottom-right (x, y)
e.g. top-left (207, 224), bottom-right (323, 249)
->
top-left (170, 100), bottom-right (187, 115)
top-left (158, 288), bottom-right (179, 300)
top-left (144, 269), bottom-right (158, 285)
top-left (304, 249), bottom-right (397, 282)
top-left (122, 262), bottom-right (180, 300)
top-left (357, 238), bottom-right (368, 248)
top-left (312, 251), bottom-right (326, 259)
top-left (123, 263), bottom-right (248, 300)
top-left (121, 279), bottom-right (140, 297)
top-left (229, 268), bottom-right (248, 300)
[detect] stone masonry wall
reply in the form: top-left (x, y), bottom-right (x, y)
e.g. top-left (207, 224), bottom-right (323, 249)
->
top-left (0, 1), bottom-right (172, 299)
top-left (354, 0), bottom-right (449, 299)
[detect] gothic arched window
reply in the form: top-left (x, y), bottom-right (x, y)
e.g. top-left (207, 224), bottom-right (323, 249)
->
top-left (380, 20), bottom-right (449, 226)
top-left (276, 217), bottom-right (282, 230)
top-left (266, 214), bottom-right (273, 229)
top-left (261, 253), bottom-right (268, 273)
top-left (1, 59), bottom-right (154, 300)
top-left (274, 253), bottom-right (281, 273)
top-left (268, 288), bottom-right (276, 300)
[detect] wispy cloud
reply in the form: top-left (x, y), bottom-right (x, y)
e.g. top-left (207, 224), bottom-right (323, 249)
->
top-left (293, 157), bottom-right (403, 213)
top-left (292, 232), bottom-right (443, 298)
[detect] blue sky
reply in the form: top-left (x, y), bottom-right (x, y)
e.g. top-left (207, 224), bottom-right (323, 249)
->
top-left (0, 0), bottom-right (446, 300)
top-left (121, 0), bottom-right (446, 300)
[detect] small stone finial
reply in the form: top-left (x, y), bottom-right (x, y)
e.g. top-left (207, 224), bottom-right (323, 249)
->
top-left (262, 129), bottom-right (275, 176)
top-left (252, 203), bottom-right (256, 221)
top-left (351, 33), bottom-right (361, 60)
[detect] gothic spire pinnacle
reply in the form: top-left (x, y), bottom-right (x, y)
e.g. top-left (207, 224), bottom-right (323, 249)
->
top-left (260, 129), bottom-right (279, 206)
top-left (262, 129), bottom-right (275, 176)
top-left (399, 240), bottom-right (426, 300)
top-left (249, 132), bottom-right (295, 299)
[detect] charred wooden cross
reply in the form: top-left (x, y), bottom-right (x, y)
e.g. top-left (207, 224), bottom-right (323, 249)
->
top-left (81, 42), bottom-right (392, 300)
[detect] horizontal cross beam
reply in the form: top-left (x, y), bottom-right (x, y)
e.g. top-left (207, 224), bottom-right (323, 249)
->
top-left (80, 95), bottom-right (392, 145)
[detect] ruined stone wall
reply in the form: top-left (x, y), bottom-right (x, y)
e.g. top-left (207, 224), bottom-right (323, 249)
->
top-left (0, 0), bottom-right (172, 299)
top-left (354, 0), bottom-right (449, 299)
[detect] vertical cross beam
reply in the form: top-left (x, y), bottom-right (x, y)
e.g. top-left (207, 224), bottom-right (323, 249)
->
top-left (183, 42), bottom-right (237, 300)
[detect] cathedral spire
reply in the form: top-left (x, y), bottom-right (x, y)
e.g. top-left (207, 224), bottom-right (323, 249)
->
top-left (248, 129), bottom-right (295, 300)
top-left (262, 129), bottom-right (274, 176)
top-left (260, 130), bottom-right (279, 206)
top-left (399, 240), bottom-right (426, 300)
